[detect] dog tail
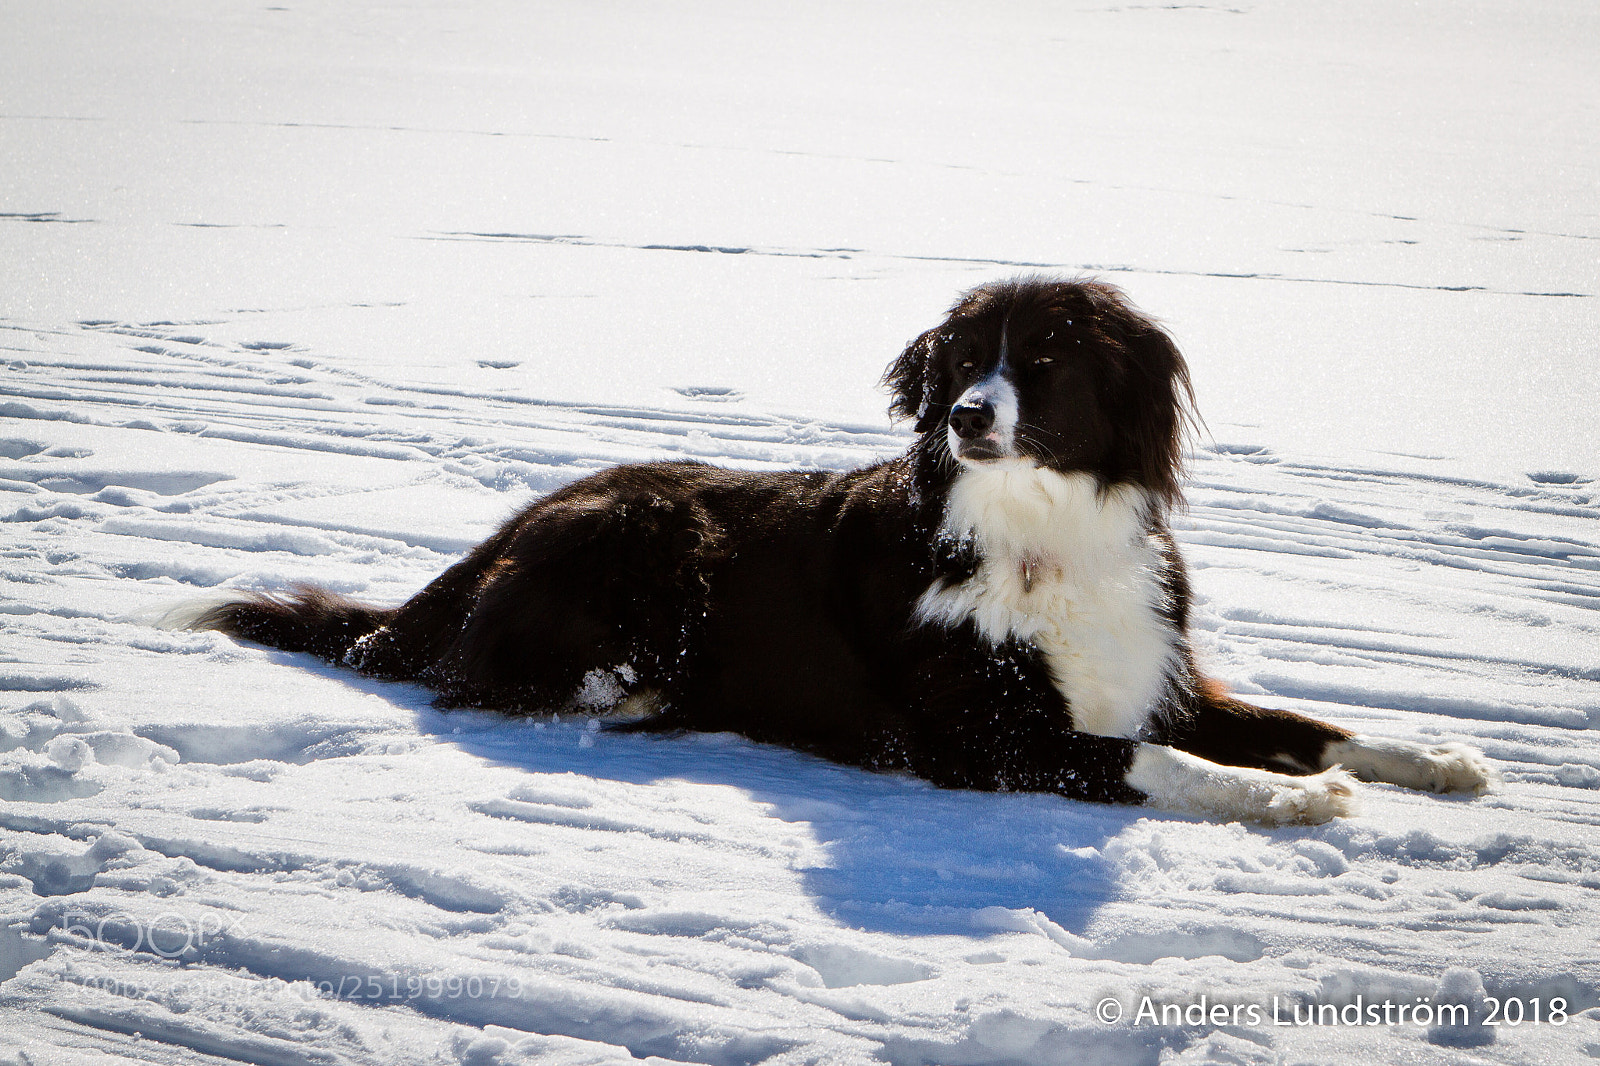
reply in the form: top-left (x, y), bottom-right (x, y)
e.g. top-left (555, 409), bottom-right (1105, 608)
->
top-left (190, 585), bottom-right (397, 665)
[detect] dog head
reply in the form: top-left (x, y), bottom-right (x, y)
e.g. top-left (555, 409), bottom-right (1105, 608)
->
top-left (884, 276), bottom-right (1196, 507)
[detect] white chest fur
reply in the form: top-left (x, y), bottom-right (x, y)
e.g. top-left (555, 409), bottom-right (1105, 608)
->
top-left (914, 463), bottom-right (1179, 739)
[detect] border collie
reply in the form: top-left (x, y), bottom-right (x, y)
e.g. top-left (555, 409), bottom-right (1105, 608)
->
top-left (193, 277), bottom-right (1494, 824)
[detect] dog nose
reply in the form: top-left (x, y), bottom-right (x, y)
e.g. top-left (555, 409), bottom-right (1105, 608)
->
top-left (949, 401), bottom-right (995, 440)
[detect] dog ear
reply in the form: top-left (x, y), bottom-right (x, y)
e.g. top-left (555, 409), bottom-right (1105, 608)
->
top-left (1116, 320), bottom-right (1196, 511)
top-left (1076, 279), bottom-right (1197, 510)
top-left (882, 328), bottom-right (946, 434)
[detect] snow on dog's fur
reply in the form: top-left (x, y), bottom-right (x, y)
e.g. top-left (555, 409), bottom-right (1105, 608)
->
top-left (192, 277), bottom-right (1494, 824)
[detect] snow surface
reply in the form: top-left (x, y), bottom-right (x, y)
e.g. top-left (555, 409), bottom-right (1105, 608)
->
top-left (3, 2), bottom-right (1598, 1063)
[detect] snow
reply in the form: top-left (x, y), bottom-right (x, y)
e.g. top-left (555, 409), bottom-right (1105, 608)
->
top-left (2, 1), bottom-right (1598, 1063)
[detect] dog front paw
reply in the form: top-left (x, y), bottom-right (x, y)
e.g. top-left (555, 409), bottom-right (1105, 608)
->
top-left (1263, 765), bottom-right (1360, 826)
top-left (1325, 736), bottom-right (1497, 795)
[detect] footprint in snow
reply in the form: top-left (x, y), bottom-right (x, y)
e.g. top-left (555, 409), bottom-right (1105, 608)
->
top-left (673, 385), bottom-right (744, 402)
top-left (0, 439), bottom-right (47, 459)
top-left (1527, 471), bottom-right (1590, 487)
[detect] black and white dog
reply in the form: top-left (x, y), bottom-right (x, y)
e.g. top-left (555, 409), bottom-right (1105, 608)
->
top-left (194, 277), bottom-right (1493, 824)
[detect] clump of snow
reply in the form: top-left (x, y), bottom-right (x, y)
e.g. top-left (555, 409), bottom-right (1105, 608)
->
top-left (1427, 968), bottom-right (1497, 1048)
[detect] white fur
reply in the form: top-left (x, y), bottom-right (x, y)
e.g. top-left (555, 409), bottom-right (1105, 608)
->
top-left (1127, 744), bottom-right (1358, 826)
top-left (135, 594), bottom-right (241, 632)
top-left (914, 463), bottom-right (1180, 739)
top-left (945, 370), bottom-right (1019, 457)
top-left (1323, 735), bottom-right (1498, 794)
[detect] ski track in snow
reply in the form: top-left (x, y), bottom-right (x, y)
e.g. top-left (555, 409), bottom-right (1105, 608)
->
top-left (423, 231), bottom-right (1596, 300)
top-left (3, 314), bottom-right (1599, 1065)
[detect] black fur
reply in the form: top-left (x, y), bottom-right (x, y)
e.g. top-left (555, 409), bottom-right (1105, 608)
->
top-left (195, 277), bottom-right (1355, 808)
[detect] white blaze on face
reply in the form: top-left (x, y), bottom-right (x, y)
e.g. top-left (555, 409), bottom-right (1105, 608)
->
top-left (946, 368), bottom-right (1019, 461)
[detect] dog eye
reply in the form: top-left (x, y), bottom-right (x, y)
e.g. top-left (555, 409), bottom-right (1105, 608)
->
top-left (958, 360), bottom-right (976, 372)
top-left (1033, 356), bottom-right (1054, 366)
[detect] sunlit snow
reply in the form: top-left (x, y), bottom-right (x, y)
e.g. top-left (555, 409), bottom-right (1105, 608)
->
top-left (3, 2), bottom-right (1597, 1063)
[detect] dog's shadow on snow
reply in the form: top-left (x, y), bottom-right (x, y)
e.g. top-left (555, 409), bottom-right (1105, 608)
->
top-left (419, 703), bottom-right (1148, 942)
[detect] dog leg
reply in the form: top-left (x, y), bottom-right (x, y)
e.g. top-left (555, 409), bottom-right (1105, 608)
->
top-left (1126, 744), bottom-right (1358, 826)
top-left (1154, 680), bottom-right (1357, 775)
top-left (1157, 679), bottom-right (1495, 795)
